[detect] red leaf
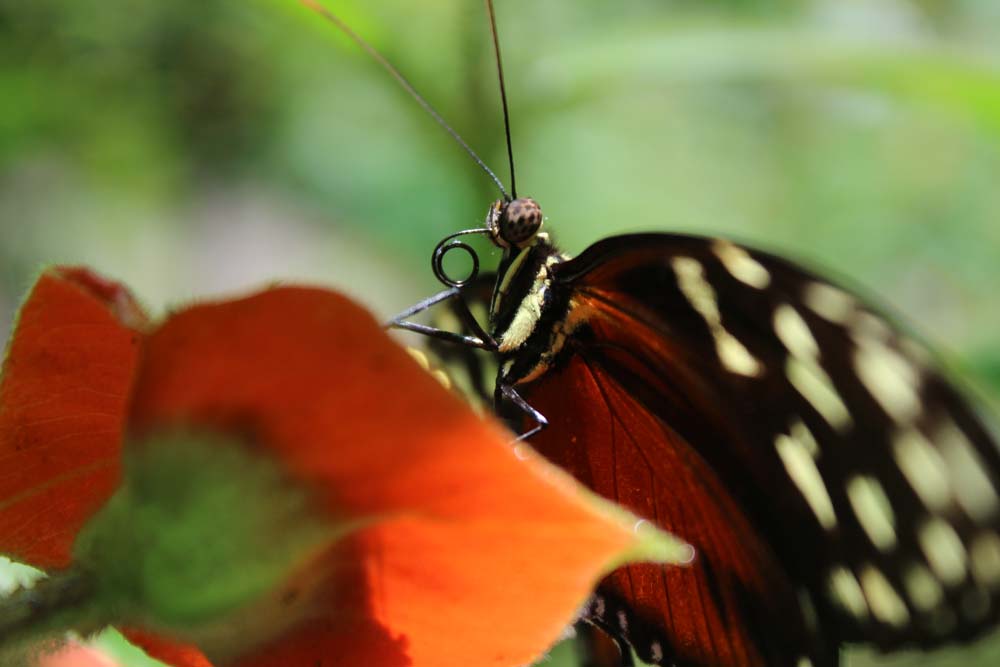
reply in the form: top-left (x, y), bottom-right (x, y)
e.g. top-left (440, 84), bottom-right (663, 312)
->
top-left (0, 268), bottom-right (145, 567)
top-left (127, 287), bottom-right (656, 667)
top-left (120, 629), bottom-right (213, 667)
top-left (0, 275), bottom-right (675, 667)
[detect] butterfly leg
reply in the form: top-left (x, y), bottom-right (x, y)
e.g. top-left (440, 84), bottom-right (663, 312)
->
top-left (574, 621), bottom-right (635, 667)
top-left (498, 382), bottom-right (548, 441)
top-left (386, 286), bottom-right (498, 350)
top-left (388, 285), bottom-right (461, 321)
top-left (613, 637), bottom-right (635, 667)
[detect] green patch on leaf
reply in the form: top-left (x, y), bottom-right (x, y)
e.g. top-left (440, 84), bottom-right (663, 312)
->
top-left (72, 429), bottom-right (339, 656)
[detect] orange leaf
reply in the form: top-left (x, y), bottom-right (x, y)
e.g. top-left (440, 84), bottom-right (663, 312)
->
top-left (120, 629), bottom-right (213, 667)
top-left (0, 268), bottom-right (145, 568)
top-left (126, 287), bottom-right (654, 667)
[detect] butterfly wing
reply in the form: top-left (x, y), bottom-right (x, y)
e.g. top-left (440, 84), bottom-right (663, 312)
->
top-left (514, 233), bottom-right (1000, 662)
top-left (524, 351), bottom-right (835, 667)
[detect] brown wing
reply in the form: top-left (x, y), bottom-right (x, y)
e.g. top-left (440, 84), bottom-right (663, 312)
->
top-left (524, 233), bottom-right (1000, 658)
top-left (523, 352), bottom-right (835, 667)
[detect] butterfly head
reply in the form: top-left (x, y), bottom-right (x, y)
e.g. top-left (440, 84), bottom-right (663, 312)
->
top-left (487, 197), bottom-right (543, 249)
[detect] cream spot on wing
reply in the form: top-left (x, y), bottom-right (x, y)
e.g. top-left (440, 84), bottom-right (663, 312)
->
top-left (970, 531), bottom-right (1000, 587)
top-left (776, 433), bottom-right (837, 530)
top-left (804, 282), bottom-right (855, 324)
top-left (900, 336), bottom-right (933, 368)
top-left (892, 427), bottom-right (952, 512)
top-left (919, 518), bottom-right (968, 586)
top-left (936, 417), bottom-right (1000, 522)
top-left (712, 239), bottom-right (771, 289)
top-left (786, 357), bottom-right (853, 432)
top-left (672, 256), bottom-right (762, 377)
top-left (791, 418), bottom-right (819, 457)
top-left (860, 564), bottom-right (911, 627)
top-left (716, 330), bottom-right (763, 377)
top-left (903, 563), bottom-right (944, 611)
top-left (853, 338), bottom-right (922, 424)
top-left (828, 566), bottom-right (869, 619)
top-left (847, 475), bottom-right (897, 551)
top-left (774, 303), bottom-right (819, 361)
top-left (672, 256), bottom-right (719, 320)
top-left (852, 311), bottom-right (893, 343)
top-left (797, 658), bottom-right (814, 667)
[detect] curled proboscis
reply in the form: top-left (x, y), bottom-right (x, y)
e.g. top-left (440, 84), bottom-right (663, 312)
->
top-left (431, 230), bottom-right (487, 288)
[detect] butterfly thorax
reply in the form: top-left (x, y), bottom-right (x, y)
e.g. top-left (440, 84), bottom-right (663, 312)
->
top-left (489, 240), bottom-right (578, 387)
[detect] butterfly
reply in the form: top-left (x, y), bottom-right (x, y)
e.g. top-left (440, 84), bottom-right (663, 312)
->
top-left (306, 1), bottom-right (1000, 666)
top-left (414, 207), bottom-right (1000, 667)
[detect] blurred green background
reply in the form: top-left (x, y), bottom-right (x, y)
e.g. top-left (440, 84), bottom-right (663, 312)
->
top-left (1, 0), bottom-right (998, 665)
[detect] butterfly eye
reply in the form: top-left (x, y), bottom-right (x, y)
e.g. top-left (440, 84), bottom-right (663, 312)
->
top-left (489, 197), bottom-right (543, 249)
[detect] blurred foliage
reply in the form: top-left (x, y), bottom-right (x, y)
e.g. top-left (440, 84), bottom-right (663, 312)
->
top-left (1, 0), bottom-right (999, 665)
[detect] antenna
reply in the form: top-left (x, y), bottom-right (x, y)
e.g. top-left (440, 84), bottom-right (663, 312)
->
top-left (484, 0), bottom-right (517, 200)
top-left (301, 0), bottom-right (510, 200)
